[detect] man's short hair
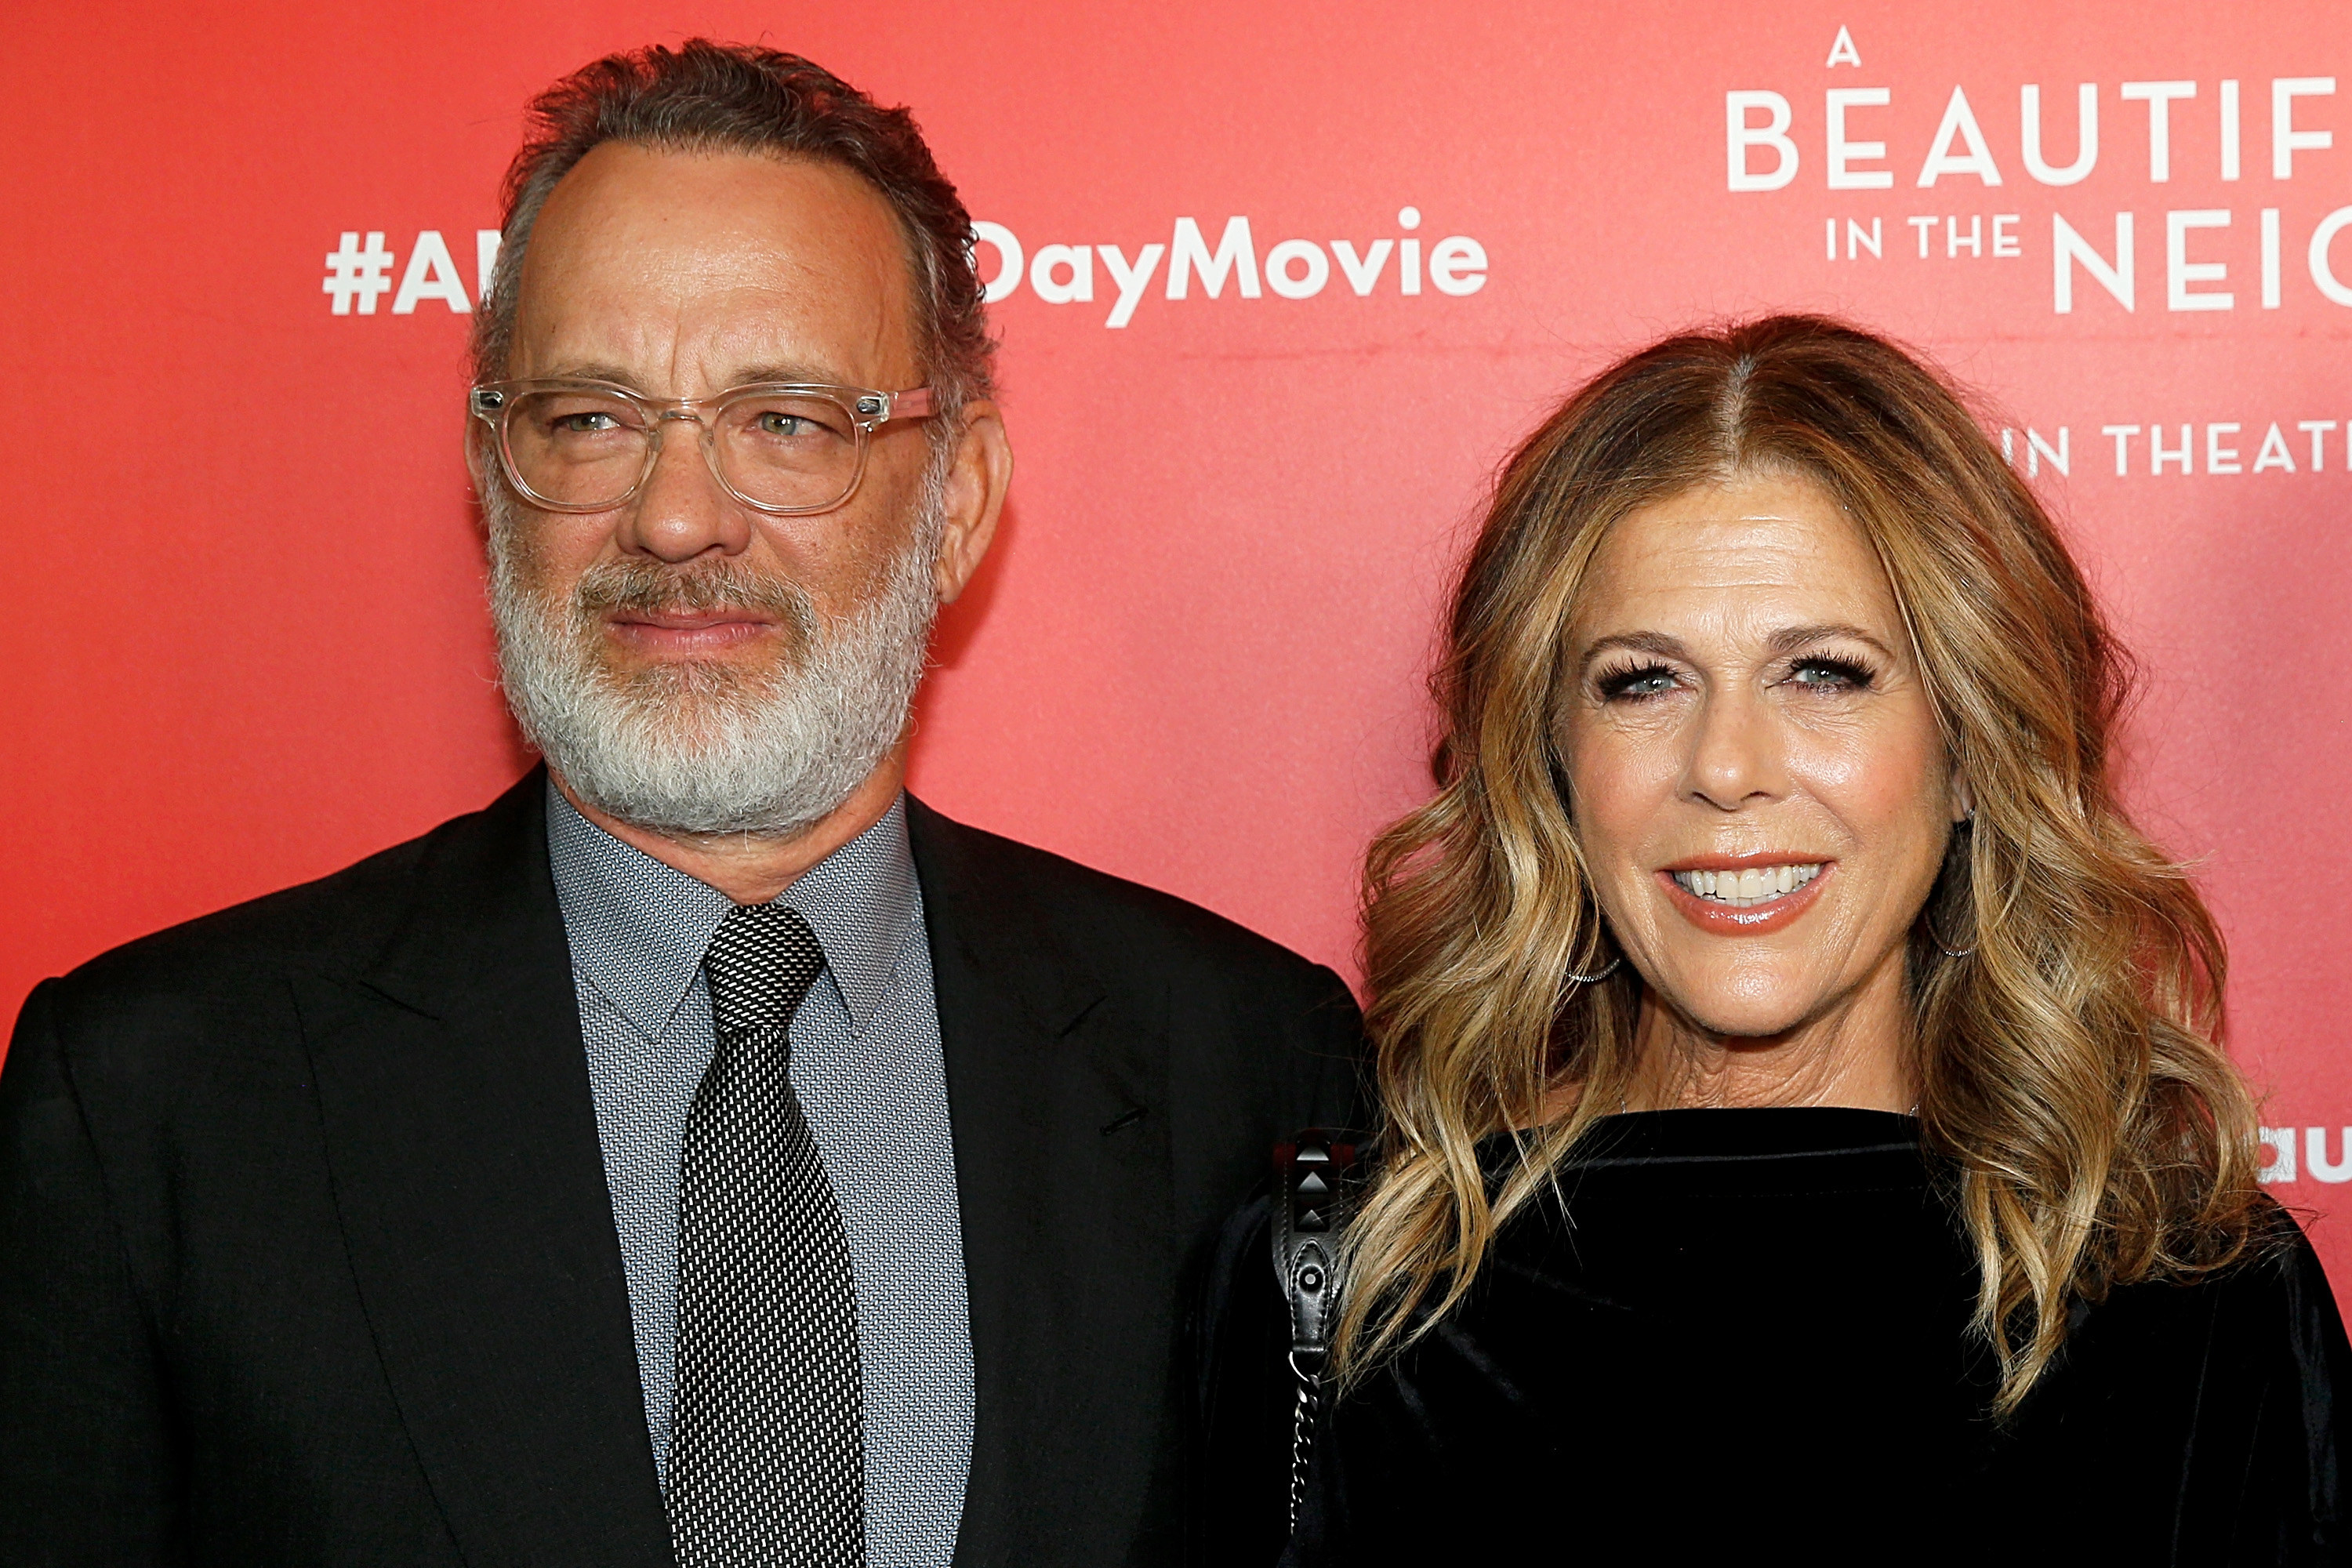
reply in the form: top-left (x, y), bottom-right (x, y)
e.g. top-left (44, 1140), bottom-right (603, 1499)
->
top-left (472, 40), bottom-right (996, 419)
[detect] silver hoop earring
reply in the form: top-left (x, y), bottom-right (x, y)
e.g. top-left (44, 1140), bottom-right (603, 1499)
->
top-left (1566, 956), bottom-right (1622, 985)
top-left (1928, 815), bottom-right (1977, 959)
top-left (1926, 912), bottom-right (1976, 960)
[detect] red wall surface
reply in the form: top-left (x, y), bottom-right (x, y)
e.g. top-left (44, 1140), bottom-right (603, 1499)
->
top-left (5, 2), bottom-right (2348, 1279)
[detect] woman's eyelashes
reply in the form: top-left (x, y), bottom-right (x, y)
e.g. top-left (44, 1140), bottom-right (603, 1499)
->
top-left (1590, 652), bottom-right (1879, 703)
top-left (1594, 661), bottom-right (1680, 702)
top-left (1777, 653), bottom-right (1878, 693)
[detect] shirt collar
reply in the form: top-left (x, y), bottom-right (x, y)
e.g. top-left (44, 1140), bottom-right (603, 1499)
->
top-left (778, 795), bottom-right (920, 1031)
top-left (545, 780), bottom-right (920, 1038)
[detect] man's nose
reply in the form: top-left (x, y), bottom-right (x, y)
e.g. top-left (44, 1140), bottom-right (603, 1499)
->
top-left (1682, 686), bottom-right (1788, 811)
top-left (612, 416), bottom-right (754, 564)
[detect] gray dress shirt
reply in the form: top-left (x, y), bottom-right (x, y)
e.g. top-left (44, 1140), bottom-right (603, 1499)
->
top-left (546, 783), bottom-right (975, 1567)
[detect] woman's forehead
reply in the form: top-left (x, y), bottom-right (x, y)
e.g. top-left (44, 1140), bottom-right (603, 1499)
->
top-left (1580, 475), bottom-right (1900, 630)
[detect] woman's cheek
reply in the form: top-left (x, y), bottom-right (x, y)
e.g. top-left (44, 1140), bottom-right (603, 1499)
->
top-left (1578, 716), bottom-right (1682, 812)
top-left (1792, 713), bottom-right (1936, 831)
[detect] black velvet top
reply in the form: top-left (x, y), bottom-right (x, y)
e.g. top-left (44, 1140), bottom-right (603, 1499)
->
top-left (1189, 1108), bottom-right (2352, 1566)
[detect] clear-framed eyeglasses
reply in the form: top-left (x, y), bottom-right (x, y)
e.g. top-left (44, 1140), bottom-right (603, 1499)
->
top-left (469, 378), bottom-right (937, 517)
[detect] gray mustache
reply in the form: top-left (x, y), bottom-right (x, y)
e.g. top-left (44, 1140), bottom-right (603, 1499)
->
top-left (572, 561), bottom-right (818, 637)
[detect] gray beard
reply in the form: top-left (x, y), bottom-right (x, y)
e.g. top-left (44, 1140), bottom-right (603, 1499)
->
top-left (485, 477), bottom-right (944, 840)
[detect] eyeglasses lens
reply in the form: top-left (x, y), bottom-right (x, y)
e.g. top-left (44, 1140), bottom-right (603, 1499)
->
top-left (502, 389), bottom-right (864, 513)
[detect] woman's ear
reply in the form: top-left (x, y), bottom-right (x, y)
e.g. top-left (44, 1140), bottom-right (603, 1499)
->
top-left (1948, 766), bottom-right (1975, 824)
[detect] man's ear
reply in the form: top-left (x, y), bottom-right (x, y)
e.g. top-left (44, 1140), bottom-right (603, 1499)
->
top-left (465, 425), bottom-right (497, 505)
top-left (932, 401), bottom-right (1012, 604)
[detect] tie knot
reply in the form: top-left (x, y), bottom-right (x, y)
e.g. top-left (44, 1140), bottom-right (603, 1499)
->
top-left (702, 902), bottom-right (827, 1042)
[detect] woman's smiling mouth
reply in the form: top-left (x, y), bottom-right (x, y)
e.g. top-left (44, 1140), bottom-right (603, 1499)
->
top-left (1670, 862), bottom-right (1824, 908)
top-left (1656, 858), bottom-right (1836, 934)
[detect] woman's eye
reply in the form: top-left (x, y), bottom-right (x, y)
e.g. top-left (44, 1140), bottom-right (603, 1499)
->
top-left (1599, 665), bottom-right (1677, 701)
top-left (1787, 657), bottom-right (1874, 691)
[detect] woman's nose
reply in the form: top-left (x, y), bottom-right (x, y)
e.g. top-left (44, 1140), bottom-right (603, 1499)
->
top-left (1682, 686), bottom-right (1788, 811)
top-left (614, 416), bottom-right (754, 563)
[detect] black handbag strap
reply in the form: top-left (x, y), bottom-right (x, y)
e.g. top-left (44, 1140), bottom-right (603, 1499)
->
top-left (1272, 1129), bottom-right (1358, 1531)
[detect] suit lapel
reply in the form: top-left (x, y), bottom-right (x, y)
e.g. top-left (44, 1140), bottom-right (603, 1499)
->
top-left (296, 773), bottom-right (674, 1567)
top-left (910, 800), bottom-right (1179, 1568)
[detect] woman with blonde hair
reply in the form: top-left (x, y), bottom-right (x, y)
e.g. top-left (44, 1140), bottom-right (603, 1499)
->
top-left (1192, 316), bottom-right (2349, 1563)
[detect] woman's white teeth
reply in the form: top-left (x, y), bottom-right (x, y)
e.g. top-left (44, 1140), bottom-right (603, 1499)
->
top-left (1671, 863), bottom-right (1822, 908)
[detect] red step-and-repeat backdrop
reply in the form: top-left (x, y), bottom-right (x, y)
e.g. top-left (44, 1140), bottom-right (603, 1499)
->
top-left (5, 1), bottom-right (2347, 1282)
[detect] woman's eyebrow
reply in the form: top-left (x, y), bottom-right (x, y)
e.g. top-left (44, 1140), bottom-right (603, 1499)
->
top-left (1766, 622), bottom-right (1898, 659)
top-left (1579, 630), bottom-right (1687, 664)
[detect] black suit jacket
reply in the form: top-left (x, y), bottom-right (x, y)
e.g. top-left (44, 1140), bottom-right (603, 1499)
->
top-left (0, 773), bottom-right (1362, 1566)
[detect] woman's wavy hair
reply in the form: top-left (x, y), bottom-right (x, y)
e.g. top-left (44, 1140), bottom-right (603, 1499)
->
top-left (1338, 314), bottom-right (2278, 1414)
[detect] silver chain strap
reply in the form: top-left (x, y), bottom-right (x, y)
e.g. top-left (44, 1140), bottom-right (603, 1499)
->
top-left (1288, 1364), bottom-right (1320, 1530)
top-left (1274, 1131), bottom-right (1354, 1537)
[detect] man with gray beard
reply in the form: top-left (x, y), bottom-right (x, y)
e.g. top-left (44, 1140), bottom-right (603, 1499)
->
top-left (0, 42), bottom-right (1360, 1568)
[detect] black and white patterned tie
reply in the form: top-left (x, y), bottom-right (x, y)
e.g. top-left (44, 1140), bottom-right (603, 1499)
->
top-left (670, 902), bottom-right (866, 1568)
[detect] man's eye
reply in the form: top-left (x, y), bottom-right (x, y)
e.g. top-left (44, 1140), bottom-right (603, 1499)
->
top-left (555, 411), bottom-right (622, 434)
top-left (758, 413), bottom-right (817, 437)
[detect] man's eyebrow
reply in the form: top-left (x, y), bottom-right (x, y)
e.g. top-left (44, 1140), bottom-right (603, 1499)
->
top-left (529, 362), bottom-right (846, 392)
top-left (726, 361), bottom-right (848, 387)
top-left (539, 362), bottom-right (648, 388)
top-left (1767, 622), bottom-right (1900, 659)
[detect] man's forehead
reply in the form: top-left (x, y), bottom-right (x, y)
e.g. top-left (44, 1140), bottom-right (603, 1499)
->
top-left (547, 143), bottom-right (898, 245)
top-left (511, 142), bottom-right (919, 383)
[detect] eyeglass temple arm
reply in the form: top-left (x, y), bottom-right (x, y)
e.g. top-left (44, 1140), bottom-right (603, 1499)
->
top-left (858, 387), bottom-right (934, 424)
